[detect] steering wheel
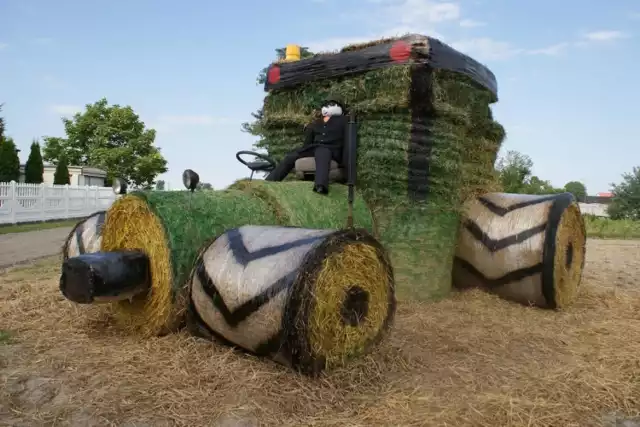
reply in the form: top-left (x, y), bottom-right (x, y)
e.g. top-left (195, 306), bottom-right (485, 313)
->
top-left (235, 151), bottom-right (277, 172)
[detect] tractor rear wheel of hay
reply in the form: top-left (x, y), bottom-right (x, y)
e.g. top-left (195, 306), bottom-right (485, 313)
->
top-left (62, 211), bottom-right (107, 259)
top-left (452, 192), bottom-right (586, 309)
top-left (187, 225), bottom-right (396, 375)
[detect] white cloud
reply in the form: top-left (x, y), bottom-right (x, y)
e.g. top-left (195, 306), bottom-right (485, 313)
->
top-left (385, 0), bottom-right (461, 25)
top-left (50, 104), bottom-right (82, 116)
top-left (459, 19), bottom-right (486, 28)
top-left (450, 37), bottom-right (522, 61)
top-left (527, 42), bottom-right (570, 56)
top-left (583, 30), bottom-right (627, 42)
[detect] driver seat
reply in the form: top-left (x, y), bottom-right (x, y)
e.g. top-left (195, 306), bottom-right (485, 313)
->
top-left (294, 158), bottom-right (345, 183)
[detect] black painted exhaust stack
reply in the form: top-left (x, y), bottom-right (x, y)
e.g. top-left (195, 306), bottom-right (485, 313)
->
top-left (60, 251), bottom-right (151, 304)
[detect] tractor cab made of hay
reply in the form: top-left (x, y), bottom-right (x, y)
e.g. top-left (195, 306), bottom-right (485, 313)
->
top-left (58, 33), bottom-right (587, 377)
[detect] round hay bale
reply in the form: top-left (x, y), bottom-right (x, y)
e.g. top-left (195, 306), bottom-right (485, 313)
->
top-left (100, 190), bottom-right (279, 336)
top-left (452, 192), bottom-right (586, 309)
top-left (62, 211), bottom-right (107, 259)
top-left (187, 225), bottom-right (395, 375)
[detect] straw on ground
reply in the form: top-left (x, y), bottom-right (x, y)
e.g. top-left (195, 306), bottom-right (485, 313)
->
top-left (1, 238), bottom-right (639, 426)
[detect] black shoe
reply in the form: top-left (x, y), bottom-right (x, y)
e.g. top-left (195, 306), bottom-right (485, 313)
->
top-left (313, 184), bottom-right (329, 195)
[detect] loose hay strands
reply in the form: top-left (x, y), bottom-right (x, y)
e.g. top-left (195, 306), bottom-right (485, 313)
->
top-left (2, 240), bottom-right (640, 426)
top-left (230, 180), bottom-right (375, 232)
top-left (101, 190), bottom-right (279, 336)
top-left (307, 242), bottom-right (394, 369)
top-left (452, 192), bottom-right (587, 309)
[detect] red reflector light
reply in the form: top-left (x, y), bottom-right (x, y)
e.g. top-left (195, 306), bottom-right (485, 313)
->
top-left (389, 40), bottom-right (411, 63)
top-left (267, 65), bottom-right (281, 84)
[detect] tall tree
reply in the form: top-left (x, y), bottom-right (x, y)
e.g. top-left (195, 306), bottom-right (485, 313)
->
top-left (564, 181), bottom-right (587, 202)
top-left (42, 98), bottom-right (168, 188)
top-left (607, 167), bottom-right (640, 221)
top-left (495, 150), bottom-right (534, 193)
top-left (0, 137), bottom-right (21, 183)
top-left (24, 140), bottom-right (44, 184)
top-left (495, 150), bottom-right (562, 195)
top-left (242, 47), bottom-right (315, 150)
top-left (53, 156), bottom-right (70, 185)
top-left (155, 179), bottom-right (165, 191)
top-left (0, 103), bottom-right (5, 142)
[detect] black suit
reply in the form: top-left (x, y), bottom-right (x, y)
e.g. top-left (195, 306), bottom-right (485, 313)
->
top-left (265, 115), bottom-right (347, 187)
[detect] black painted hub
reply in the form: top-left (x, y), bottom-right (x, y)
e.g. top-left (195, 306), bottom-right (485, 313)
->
top-left (340, 285), bottom-right (369, 326)
top-left (565, 242), bottom-right (574, 269)
top-left (60, 251), bottom-right (150, 304)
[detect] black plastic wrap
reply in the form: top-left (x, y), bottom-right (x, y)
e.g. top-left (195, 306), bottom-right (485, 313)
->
top-left (263, 34), bottom-right (498, 99)
top-left (60, 251), bottom-right (150, 304)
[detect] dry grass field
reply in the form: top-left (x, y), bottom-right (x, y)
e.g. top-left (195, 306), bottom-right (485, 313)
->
top-left (1, 239), bottom-right (639, 427)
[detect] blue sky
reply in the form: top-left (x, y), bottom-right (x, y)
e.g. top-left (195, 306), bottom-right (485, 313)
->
top-left (0, 0), bottom-right (638, 193)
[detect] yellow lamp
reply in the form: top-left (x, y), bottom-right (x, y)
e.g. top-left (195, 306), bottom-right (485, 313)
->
top-left (285, 44), bottom-right (301, 62)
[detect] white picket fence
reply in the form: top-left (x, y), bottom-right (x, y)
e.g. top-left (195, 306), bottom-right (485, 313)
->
top-left (0, 181), bottom-right (117, 225)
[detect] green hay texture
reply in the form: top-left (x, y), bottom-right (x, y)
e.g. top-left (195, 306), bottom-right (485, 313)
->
top-left (132, 190), bottom-right (279, 296)
top-left (229, 180), bottom-right (375, 232)
top-left (256, 40), bottom-right (506, 300)
top-left (129, 182), bottom-right (373, 297)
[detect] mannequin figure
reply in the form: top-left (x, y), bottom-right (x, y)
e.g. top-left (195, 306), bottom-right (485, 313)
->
top-left (264, 95), bottom-right (347, 195)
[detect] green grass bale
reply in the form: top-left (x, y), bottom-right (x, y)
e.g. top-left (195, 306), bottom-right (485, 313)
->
top-left (257, 34), bottom-right (506, 300)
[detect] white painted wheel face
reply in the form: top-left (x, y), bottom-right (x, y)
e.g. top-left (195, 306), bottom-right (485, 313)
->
top-left (453, 193), bottom-right (566, 308)
top-left (190, 226), bottom-right (333, 353)
top-left (64, 212), bottom-right (107, 258)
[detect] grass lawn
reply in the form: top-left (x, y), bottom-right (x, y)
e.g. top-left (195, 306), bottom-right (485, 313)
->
top-left (0, 219), bottom-right (79, 235)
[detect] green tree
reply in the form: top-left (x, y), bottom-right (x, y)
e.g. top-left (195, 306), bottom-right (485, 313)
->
top-left (495, 150), bottom-right (563, 195)
top-left (197, 182), bottom-right (213, 190)
top-left (155, 179), bottom-right (165, 191)
top-left (607, 167), bottom-right (640, 221)
top-left (0, 103), bottom-right (5, 142)
top-left (53, 157), bottom-right (70, 185)
top-left (24, 140), bottom-right (44, 184)
top-left (242, 47), bottom-right (315, 150)
top-left (0, 137), bottom-right (21, 183)
top-left (523, 176), bottom-right (563, 195)
top-left (564, 181), bottom-right (587, 202)
top-left (495, 150), bottom-right (534, 193)
top-left (42, 98), bottom-right (168, 188)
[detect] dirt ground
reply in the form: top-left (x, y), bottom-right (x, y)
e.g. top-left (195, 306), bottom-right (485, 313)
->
top-left (1, 239), bottom-right (639, 427)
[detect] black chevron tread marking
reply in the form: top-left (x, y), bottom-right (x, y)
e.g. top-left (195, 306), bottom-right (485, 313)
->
top-left (226, 227), bottom-right (325, 267)
top-left (196, 260), bottom-right (295, 327)
top-left (454, 256), bottom-right (544, 288)
top-left (253, 332), bottom-right (284, 355)
top-left (464, 219), bottom-right (547, 252)
top-left (188, 298), bottom-right (283, 357)
top-left (478, 194), bottom-right (568, 217)
top-left (75, 224), bottom-right (86, 255)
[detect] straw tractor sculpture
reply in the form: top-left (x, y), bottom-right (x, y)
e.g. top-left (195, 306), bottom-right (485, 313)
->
top-left (59, 34), bottom-right (586, 376)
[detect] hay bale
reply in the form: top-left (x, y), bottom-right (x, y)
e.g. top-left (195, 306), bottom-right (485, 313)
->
top-left (230, 180), bottom-right (375, 232)
top-left (98, 182), bottom-right (376, 336)
top-left (259, 34), bottom-right (505, 300)
top-left (187, 225), bottom-right (395, 375)
top-left (100, 190), bottom-right (279, 336)
top-left (62, 211), bottom-right (106, 259)
top-left (452, 192), bottom-right (586, 309)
